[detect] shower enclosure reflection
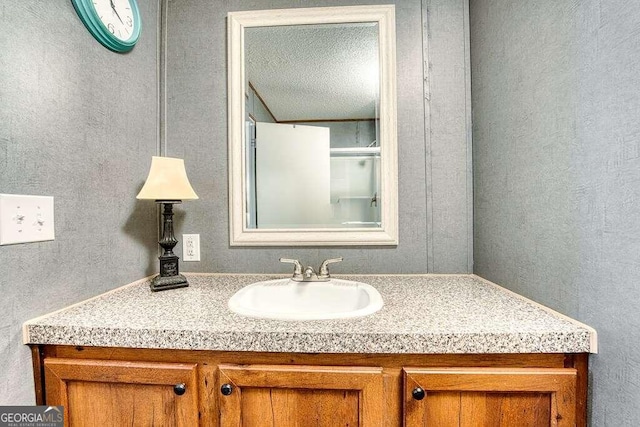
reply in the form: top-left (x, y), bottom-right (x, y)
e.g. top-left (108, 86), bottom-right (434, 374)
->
top-left (248, 123), bottom-right (382, 229)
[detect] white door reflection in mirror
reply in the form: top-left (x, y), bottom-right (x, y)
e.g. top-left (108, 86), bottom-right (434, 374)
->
top-left (255, 122), bottom-right (331, 228)
top-left (228, 6), bottom-right (397, 246)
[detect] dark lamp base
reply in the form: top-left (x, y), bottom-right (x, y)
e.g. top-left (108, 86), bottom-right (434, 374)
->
top-left (149, 202), bottom-right (190, 293)
top-left (150, 274), bottom-right (189, 292)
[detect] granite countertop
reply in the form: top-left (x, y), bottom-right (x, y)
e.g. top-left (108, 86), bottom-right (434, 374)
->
top-left (23, 274), bottom-right (597, 354)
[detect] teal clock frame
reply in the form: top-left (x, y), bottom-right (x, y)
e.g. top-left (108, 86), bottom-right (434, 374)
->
top-left (71, 0), bottom-right (141, 52)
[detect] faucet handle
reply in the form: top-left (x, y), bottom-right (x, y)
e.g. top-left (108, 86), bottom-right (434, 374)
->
top-left (280, 258), bottom-right (304, 280)
top-left (318, 257), bottom-right (343, 279)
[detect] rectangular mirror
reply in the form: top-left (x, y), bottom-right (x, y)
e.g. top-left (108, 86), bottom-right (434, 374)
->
top-left (228, 5), bottom-right (397, 246)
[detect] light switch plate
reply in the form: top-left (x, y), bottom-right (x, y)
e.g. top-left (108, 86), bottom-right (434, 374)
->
top-left (183, 233), bottom-right (200, 261)
top-left (0, 194), bottom-right (55, 245)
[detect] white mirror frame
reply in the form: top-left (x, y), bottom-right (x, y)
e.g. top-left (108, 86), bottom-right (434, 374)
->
top-left (228, 5), bottom-right (397, 246)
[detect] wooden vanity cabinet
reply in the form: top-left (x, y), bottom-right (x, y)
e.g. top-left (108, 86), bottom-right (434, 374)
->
top-left (31, 346), bottom-right (588, 427)
top-left (42, 358), bottom-right (198, 426)
top-left (217, 364), bottom-right (384, 426)
top-left (403, 367), bottom-right (577, 427)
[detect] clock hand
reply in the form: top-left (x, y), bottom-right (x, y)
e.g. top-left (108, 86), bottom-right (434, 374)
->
top-left (110, 0), bottom-right (124, 24)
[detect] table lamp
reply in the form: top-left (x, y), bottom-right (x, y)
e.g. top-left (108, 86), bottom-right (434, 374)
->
top-left (137, 156), bottom-right (198, 292)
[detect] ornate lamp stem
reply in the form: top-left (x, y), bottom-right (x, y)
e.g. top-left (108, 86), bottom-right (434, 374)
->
top-left (150, 201), bottom-right (188, 292)
top-left (158, 202), bottom-right (178, 258)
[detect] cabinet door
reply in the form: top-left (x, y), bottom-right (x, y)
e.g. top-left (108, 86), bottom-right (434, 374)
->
top-left (404, 367), bottom-right (577, 427)
top-left (44, 358), bottom-right (198, 427)
top-left (218, 364), bottom-right (384, 426)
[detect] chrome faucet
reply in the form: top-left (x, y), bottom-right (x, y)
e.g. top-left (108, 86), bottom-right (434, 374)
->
top-left (303, 265), bottom-right (317, 280)
top-left (280, 257), bottom-right (343, 282)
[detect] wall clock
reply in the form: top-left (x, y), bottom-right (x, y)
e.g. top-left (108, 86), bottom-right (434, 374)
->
top-left (71, 0), bottom-right (141, 52)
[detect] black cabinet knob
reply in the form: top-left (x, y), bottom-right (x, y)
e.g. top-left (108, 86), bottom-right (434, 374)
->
top-left (412, 387), bottom-right (425, 400)
top-left (174, 383), bottom-right (186, 396)
top-left (221, 383), bottom-right (233, 396)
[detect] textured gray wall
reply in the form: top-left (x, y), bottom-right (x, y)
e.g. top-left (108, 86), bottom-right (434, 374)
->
top-left (0, 2), bottom-right (159, 404)
top-left (165, 0), bottom-right (472, 274)
top-left (471, 0), bottom-right (640, 425)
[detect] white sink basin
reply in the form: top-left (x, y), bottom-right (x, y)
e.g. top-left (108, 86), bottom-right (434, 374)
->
top-left (228, 278), bottom-right (383, 320)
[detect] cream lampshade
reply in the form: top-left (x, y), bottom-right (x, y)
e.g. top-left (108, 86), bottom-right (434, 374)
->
top-left (137, 156), bottom-right (198, 201)
top-left (138, 156), bottom-right (198, 292)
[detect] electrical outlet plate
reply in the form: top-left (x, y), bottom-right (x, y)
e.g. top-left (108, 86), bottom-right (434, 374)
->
top-left (183, 233), bottom-right (200, 261)
top-left (0, 194), bottom-right (55, 245)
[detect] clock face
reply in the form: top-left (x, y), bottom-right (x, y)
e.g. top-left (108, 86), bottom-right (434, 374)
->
top-left (91, 0), bottom-right (137, 42)
top-left (71, 0), bottom-right (141, 52)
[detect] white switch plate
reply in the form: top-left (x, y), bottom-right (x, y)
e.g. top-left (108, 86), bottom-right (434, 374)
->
top-left (183, 234), bottom-right (200, 261)
top-left (0, 194), bottom-right (55, 245)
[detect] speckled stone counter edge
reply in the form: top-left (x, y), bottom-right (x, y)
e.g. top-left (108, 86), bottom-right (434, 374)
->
top-left (473, 275), bottom-right (598, 353)
top-left (22, 273), bottom-right (597, 354)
